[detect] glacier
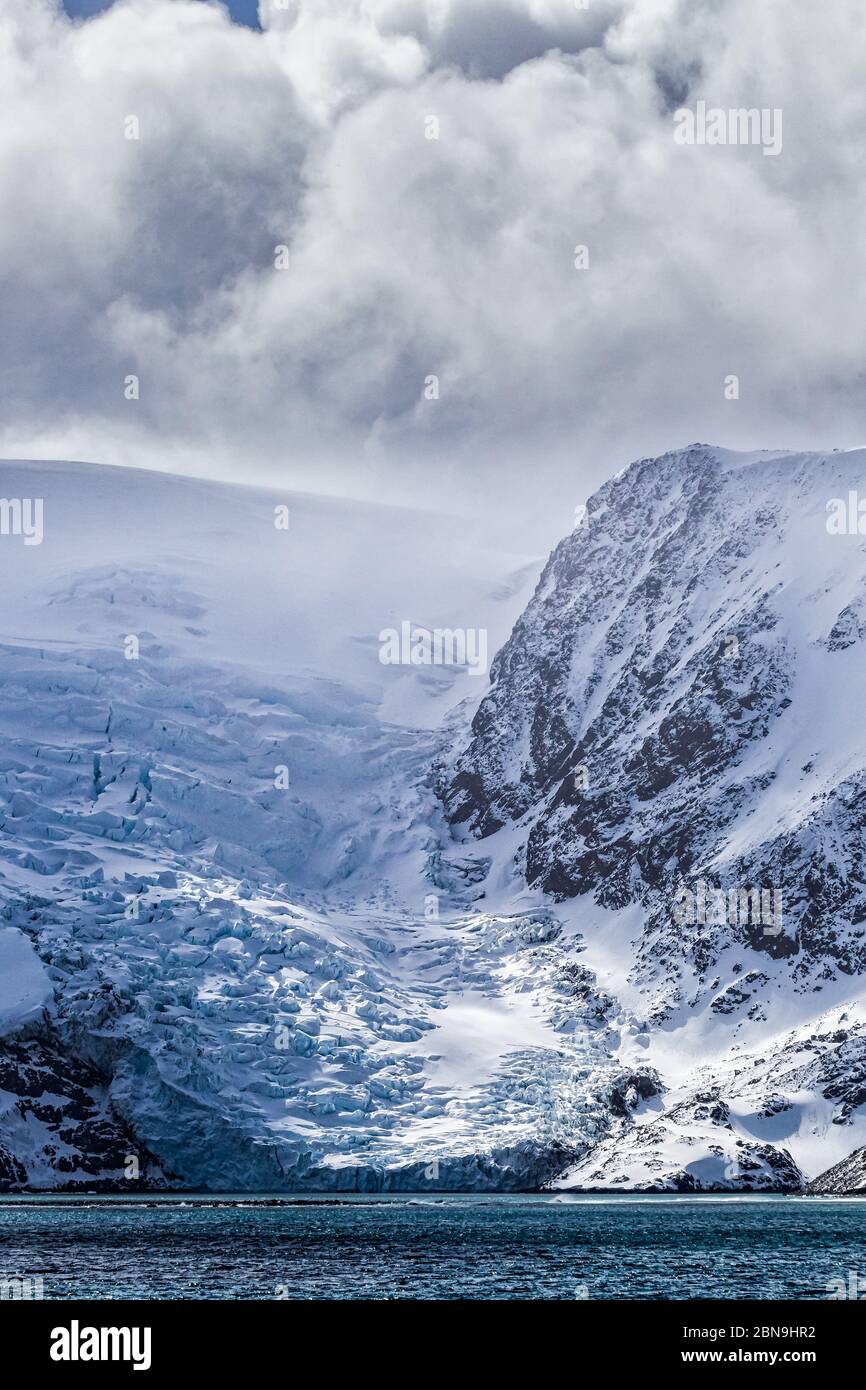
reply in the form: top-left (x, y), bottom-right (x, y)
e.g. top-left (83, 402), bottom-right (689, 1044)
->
top-left (1, 446), bottom-right (866, 1192)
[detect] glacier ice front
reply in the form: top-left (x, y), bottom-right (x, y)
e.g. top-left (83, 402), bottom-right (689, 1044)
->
top-left (0, 928), bottom-right (52, 1034)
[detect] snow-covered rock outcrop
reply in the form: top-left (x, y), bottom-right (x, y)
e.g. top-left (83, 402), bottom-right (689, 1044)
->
top-left (443, 444), bottom-right (866, 1188)
top-left (809, 1145), bottom-right (866, 1194)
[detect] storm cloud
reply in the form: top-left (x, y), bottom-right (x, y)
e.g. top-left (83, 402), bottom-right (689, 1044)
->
top-left (3, 0), bottom-right (865, 543)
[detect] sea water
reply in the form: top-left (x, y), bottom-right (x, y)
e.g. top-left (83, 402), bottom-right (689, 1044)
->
top-left (0, 1193), bottom-right (863, 1301)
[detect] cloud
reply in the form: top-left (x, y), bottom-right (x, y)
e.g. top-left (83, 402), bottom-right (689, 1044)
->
top-left (260, 0), bottom-right (622, 100)
top-left (3, 0), bottom-right (866, 543)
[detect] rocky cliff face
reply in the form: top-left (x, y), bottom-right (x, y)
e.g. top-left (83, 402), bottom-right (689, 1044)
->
top-left (809, 1145), bottom-right (866, 1194)
top-left (439, 444), bottom-right (866, 1188)
top-left (444, 444), bottom-right (866, 1010)
top-left (0, 1023), bottom-right (170, 1191)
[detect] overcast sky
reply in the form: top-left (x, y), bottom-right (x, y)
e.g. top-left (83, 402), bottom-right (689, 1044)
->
top-left (5, 1), bottom-right (866, 545)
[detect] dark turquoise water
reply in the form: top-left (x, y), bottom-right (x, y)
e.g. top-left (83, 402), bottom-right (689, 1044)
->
top-left (1, 1194), bottom-right (864, 1300)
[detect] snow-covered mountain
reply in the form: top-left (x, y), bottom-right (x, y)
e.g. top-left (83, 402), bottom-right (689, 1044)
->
top-left (444, 443), bottom-right (866, 1189)
top-left (2, 446), bottom-right (866, 1191)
